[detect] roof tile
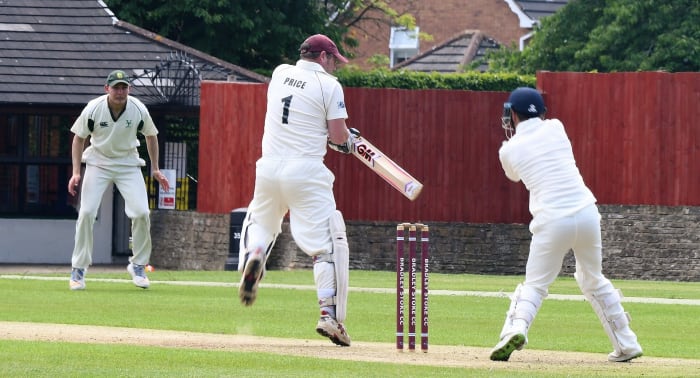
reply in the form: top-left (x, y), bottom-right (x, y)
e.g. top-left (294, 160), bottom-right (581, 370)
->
top-left (0, 0), bottom-right (267, 107)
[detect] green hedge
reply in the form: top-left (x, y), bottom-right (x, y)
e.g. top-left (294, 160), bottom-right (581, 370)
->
top-left (336, 68), bottom-right (535, 91)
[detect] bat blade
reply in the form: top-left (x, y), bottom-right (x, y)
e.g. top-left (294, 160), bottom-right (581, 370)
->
top-left (351, 136), bottom-right (423, 201)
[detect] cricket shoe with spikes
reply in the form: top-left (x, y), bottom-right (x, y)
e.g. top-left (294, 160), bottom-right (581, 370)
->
top-left (69, 267), bottom-right (86, 290)
top-left (239, 247), bottom-right (265, 306)
top-left (489, 332), bottom-right (526, 361)
top-left (608, 346), bottom-right (643, 362)
top-left (316, 311), bottom-right (351, 346)
top-left (127, 263), bottom-right (150, 289)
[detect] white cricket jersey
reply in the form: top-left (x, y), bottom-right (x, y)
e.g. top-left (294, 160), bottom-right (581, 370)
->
top-left (499, 118), bottom-right (596, 229)
top-left (261, 60), bottom-right (348, 158)
top-left (71, 94), bottom-right (158, 166)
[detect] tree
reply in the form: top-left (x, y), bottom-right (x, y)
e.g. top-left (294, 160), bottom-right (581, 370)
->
top-left (104, 0), bottom-right (424, 72)
top-left (105, 0), bottom-right (327, 72)
top-left (572, 0), bottom-right (700, 72)
top-left (486, 0), bottom-right (700, 73)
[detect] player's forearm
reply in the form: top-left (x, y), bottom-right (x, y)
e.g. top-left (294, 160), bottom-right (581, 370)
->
top-left (145, 135), bottom-right (161, 173)
top-left (327, 119), bottom-right (349, 145)
top-left (71, 135), bottom-right (85, 175)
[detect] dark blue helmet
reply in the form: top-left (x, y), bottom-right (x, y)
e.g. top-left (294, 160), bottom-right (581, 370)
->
top-left (501, 87), bottom-right (547, 139)
top-left (507, 87), bottom-right (546, 117)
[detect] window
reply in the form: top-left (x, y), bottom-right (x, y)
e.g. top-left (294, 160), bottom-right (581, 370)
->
top-left (0, 113), bottom-right (77, 218)
top-left (389, 26), bottom-right (420, 68)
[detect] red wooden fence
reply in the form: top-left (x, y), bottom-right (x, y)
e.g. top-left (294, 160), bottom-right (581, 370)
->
top-left (199, 72), bottom-right (700, 224)
top-left (198, 82), bottom-right (266, 215)
top-left (538, 71), bottom-right (700, 206)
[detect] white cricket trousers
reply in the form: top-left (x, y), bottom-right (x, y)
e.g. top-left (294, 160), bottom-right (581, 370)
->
top-left (72, 164), bottom-right (151, 269)
top-left (244, 157), bottom-right (336, 257)
top-left (524, 204), bottom-right (606, 294)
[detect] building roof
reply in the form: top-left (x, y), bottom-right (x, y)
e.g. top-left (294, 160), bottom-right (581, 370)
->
top-left (392, 30), bottom-right (500, 73)
top-left (516, 0), bottom-right (570, 22)
top-left (0, 0), bottom-right (268, 107)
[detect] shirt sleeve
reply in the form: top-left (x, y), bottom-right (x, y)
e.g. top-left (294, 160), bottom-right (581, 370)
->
top-left (70, 101), bottom-right (96, 138)
top-left (326, 82), bottom-right (348, 121)
top-left (499, 142), bottom-right (521, 182)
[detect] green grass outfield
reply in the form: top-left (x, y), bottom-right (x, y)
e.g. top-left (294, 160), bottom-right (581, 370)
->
top-left (1, 269), bottom-right (699, 377)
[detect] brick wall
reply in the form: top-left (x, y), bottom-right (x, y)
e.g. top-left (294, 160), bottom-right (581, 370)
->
top-left (149, 205), bottom-right (700, 282)
top-left (349, 0), bottom-right (525, 69)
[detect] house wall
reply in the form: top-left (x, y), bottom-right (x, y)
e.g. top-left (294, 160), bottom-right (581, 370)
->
top-left (0, 188), bottom-right (113, 264)
top-left (348, 0), bottom-right (526, 68)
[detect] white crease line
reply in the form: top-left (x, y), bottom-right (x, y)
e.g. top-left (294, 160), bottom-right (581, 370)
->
top-left (2, 274), bottom-right (699, 305)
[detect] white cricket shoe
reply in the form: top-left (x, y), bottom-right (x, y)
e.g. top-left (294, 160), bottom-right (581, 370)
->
top-left (69, 268), bottom-right (85, 290)
top-left (239, 247), bottom-right (265, 306)
top-left (608, 346), bottom-right (643, 362)
top-left (316, 313), bottom-right (351, 346)
top-left (489, 332), bottom-right (526, 361)
top-left (127, 263), bottom-right (150, 289)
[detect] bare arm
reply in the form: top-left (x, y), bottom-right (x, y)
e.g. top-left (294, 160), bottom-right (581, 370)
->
top-left (67, 135), bottom-right (86, 196)
top-left (145, 135), bottom-right (170, 192)
top-left (145, 135), bottom-right (160, 172)
top-left (328, 118), bottom-right (349, 145)
top-left (328, 118), bottom-right (363, 154)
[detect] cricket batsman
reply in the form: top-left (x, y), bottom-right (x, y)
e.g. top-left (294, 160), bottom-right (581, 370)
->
top-left (236, 34), bottom-right (352, 347)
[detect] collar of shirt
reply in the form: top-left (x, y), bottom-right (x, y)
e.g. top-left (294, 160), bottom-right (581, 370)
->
top-left (514, 117), bottom-right (542, 135)
top-left (296, 59), bottom-right (328, 73)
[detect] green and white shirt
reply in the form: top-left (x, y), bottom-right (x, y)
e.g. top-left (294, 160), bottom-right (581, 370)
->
top-left (71, 94), bottom-right (157, 166)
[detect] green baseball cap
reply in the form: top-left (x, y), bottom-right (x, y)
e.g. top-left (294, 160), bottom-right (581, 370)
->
top-left (106, 70), bottom-right (130, 86)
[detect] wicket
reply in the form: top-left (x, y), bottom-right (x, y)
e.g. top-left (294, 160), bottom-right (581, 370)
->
top-left (396, 223), bottom-right (429, 352)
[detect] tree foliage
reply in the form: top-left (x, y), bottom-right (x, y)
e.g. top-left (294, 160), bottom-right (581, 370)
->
top-left (335, 68), bottom-right (535, 91)
top-left (105, 0), bottom-right (327, 71)
top-left (104, 0), bottom-right (422, 73)
top-left (488, 0), bottom-right (700, 73)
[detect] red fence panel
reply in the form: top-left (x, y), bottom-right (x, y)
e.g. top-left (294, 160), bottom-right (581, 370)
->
top-left (325, 87), bottom-right (529, 222)
top-left (198, 81), bottom-right (266, 213)
top-left (199, 82), bottom-right (530, 223)
top-left (538, 71), bottom-right (700, 206)
top-left (199, 72), bottom-right (700, 223)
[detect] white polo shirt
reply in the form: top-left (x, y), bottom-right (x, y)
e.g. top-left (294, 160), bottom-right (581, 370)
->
top-left (71, 94), bottom-right (158, 167)
top-left (498, 118), bottom-right (596, 229)
top-left (261, 60), bottom-right (348, 158)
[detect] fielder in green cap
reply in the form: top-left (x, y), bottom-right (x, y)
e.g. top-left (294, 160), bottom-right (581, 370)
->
top-left (67, 69), bottom-right (170, 291)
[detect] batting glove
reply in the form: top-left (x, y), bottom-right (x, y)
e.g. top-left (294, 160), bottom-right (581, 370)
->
top-left (328, 128), bottom-right (361, 154)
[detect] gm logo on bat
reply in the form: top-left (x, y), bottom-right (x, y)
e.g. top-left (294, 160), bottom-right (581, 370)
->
top-left (355, 142), bottom-right (381, 167)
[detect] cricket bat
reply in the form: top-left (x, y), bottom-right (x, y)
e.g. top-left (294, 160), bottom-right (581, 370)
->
top-left (351, 135), bottom-right (423, 201)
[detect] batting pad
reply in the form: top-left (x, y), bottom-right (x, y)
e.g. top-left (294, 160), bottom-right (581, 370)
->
top-left (237, 212), bottom-right (278, 272)
top-left (329, 210), bottom-right (349, 323)
top-left (237, 214), bottom-right (253, 272)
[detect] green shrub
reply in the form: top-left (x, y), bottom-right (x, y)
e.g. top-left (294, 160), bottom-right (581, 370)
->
top-left (336, 68), bottom-right (535, 91)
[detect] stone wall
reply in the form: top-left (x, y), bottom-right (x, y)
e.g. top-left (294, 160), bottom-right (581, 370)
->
top-left (150, 211), bottom-right (230, 270)
top-left (596, 205), bottom-right (700, 281)
top-left (149, 205), bottom-right (700, 281)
